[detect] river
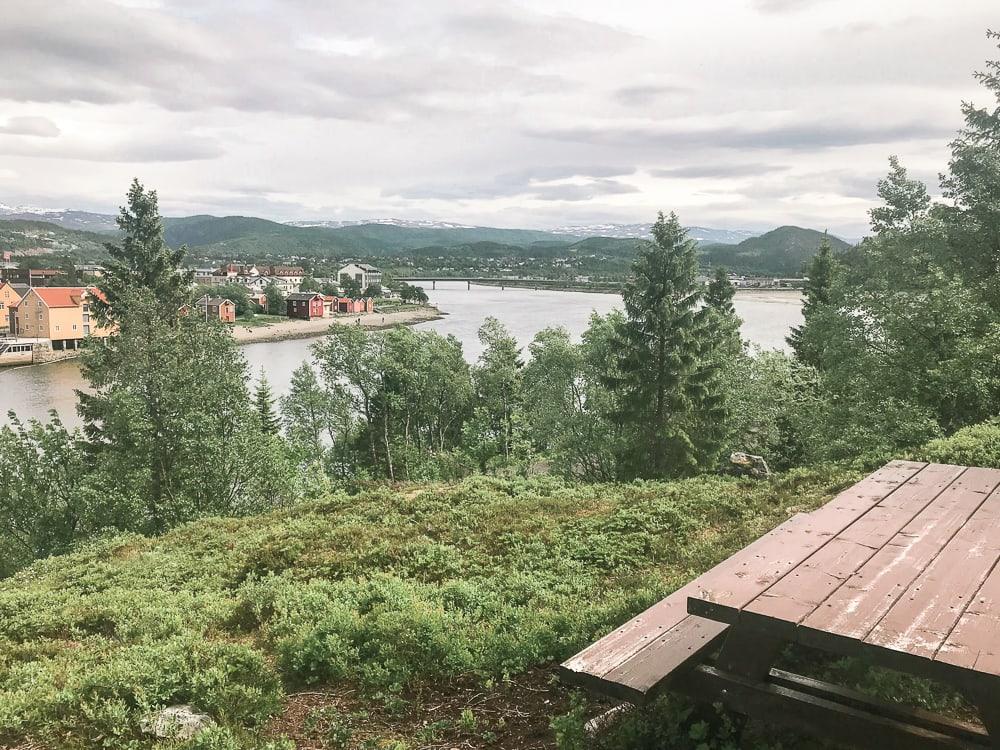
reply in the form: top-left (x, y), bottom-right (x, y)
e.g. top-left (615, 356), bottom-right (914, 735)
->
top-left (0, 283), bottom-right (801, 427)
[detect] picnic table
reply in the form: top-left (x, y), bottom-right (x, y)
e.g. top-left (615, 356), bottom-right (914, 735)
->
top-left (560, 461), bottom-right (1000, 748)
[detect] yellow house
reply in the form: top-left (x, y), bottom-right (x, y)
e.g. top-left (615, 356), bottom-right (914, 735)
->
top-left (0, 281), bottom-right (26, 335)
top-left (11, 287), bottom-right (113, 348)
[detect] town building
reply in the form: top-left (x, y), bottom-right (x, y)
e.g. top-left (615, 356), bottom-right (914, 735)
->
top-left (0, 268), bottom-right (61, 286)
top-left (0, 282), bottom-right (27, 335)
top-left (195, 295), bottom-right (237, 323)
top-left (338, 263), bottom-right (382, 291)
top-left (286, 292), bottom-right (325, 319)
top-left (9, 287), bottom-right (112, 348)
top-left (247, 292), bottom-right (268, 312)
top-left (336, 297), bottom-right (375, 314)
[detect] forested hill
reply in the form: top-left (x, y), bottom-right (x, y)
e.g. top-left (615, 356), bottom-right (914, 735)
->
top-left (0, 214), bottom-right (851, 277)
top-left (699, 226), bottom-right (852, 276)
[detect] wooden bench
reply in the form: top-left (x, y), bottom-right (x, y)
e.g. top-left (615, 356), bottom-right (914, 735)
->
top-left (560, 461), bottom-right (1000, 749)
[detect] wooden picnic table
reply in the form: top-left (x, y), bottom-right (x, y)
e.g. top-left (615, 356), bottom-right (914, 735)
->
top-left (560, 461), bottom-right (1000, 748)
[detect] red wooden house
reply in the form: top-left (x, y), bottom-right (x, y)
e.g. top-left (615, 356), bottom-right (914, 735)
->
top-left (286, 292), bottom-right (325, 319)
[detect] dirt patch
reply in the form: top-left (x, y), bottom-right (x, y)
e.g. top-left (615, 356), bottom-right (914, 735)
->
top-left (265, 668), bottom-right (598, 749)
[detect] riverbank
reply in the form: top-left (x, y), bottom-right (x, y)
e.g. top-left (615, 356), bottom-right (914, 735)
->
top-left (230, 305), bottom-right (444, 344)
top-left (473, 279), bottom-right (804, 297)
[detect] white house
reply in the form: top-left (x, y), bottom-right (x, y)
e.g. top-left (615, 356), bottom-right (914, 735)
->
top-left (338, 263), bottom-right (382, 291)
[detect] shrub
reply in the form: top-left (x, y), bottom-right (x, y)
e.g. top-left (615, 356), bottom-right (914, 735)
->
top-left (914, 420), bottom-right (1000, 468)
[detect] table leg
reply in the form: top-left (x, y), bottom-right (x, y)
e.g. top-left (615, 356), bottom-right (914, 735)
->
top-left (716, 624), bottom-right (784, 681)
top-left (965, 685), bottom-right (1000, 749)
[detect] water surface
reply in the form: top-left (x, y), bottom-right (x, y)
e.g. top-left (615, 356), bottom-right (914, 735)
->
top-left (0, 283), bottom-right (801, 427)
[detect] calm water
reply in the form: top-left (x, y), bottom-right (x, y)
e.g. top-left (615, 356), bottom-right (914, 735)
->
top-left (0, 283), bottom-right (801, 427)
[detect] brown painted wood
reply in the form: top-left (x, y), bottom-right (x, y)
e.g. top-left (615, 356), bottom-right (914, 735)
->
top-left (741, 463), bottom-right (968, 627)
top-left (768, 669), bottom-right (989, 745)
top-left (584, 615), bottom-right (728, 703)
top-left (561, 460), bottom-right (924, 696)
top-left (799, 467), bottom-right (1000, 646)
top-left (939, 560), bottom-right (1000, 675)
top-left (678, 664), bottom-right (987, 749)
top-left (866, 480), bottom-right (1000, 660)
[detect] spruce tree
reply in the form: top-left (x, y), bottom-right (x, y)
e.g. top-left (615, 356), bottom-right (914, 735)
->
top-left (605, 212), bottom-right (726, 478)
top-left (705, 266), bottom-right (735, 316)
top-left (787, 239), bottom-right (835, 367)
top-left (92, 178), bottom-right (191, 325)
top-left (255, 370), bottom-right (280, 434)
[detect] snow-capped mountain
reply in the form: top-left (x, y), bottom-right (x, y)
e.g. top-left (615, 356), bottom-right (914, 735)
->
top-left (0, 203), bottom-right (118, 232)
top-left (548, 223), bottom-right (760, 244)
top-left (285, 218), bottom-right (478, 230)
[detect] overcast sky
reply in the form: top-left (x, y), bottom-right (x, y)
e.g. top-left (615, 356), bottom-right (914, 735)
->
top-left (1, 0), bottom-right (996, 235)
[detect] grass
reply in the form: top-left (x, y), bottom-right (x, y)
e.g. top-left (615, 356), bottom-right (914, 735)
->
top-left (0, 467), bottom-right (864, 749)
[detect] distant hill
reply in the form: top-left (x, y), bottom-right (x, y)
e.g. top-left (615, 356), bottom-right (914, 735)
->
top-left (0, 219), bottom-right (109, 258)
top-left (699, 226), bottom-right (852, 276)
top-left (0, 204), bottom-right (118, 232)
top-left (548, 223), bottom-right (758, 245)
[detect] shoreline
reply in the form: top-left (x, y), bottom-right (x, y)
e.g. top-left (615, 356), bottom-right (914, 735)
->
top-left (230, 305), bottom-right (444, 344)
top-left (470, 279), bottom-right (803, 298)
top-left (0, 305), bottom-right (444, 369)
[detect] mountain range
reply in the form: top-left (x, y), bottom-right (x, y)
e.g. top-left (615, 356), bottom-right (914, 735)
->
top-left (0, 201), bottom-right (853, 276)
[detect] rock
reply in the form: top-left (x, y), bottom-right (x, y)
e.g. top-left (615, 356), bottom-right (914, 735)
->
top-left (140, 705), bottom-right (216, 740)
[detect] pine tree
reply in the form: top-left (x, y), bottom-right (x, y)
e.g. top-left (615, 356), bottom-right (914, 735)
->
top-left (605, 212), bottom-right (726, 479)
top-left (255, 370), bottom-right (280, 434)
top-left (92, 178), bottom-right (192, 325)
top-left (787, 239), bottom-right (835, 367)
top-left (705, 266), bottom-right (735, 316)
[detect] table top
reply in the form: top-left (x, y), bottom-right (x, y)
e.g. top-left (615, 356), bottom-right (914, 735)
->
top-left (689, 461), bottom-right (1000, 681)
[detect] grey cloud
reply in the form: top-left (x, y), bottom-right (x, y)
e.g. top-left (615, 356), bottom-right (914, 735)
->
top-left (386, 172), bottom-right (639, 202)
top-left (651, 163), bottom-right (789, 179)
top-left (0, 116), bottom-right (61, 137)
top-left (0, 135), bottom-right (224, 163)
top-left (614, 85), bottom-right (688, 106)
top-left (529, 120), bottom-right (953, 151)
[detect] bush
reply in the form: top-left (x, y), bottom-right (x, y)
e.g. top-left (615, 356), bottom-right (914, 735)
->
top-left (914, 420), bottom-right (1000, 468)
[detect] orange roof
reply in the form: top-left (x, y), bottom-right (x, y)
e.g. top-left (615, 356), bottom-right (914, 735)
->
top-left (32, 286), bottom-right (106, 308)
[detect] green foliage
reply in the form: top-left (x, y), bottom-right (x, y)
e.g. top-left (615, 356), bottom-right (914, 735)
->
top-left (397, 282), bottom-right (428, 304)
top-left (913, 420), bottom-right (1000, 468)
top-left (340, 276), bottom-right (362, 298)
top-left (468, 318), bottom-right (524, 470)
top-left (786, 239), bottom-right (835, 366)
top-left (699, 225), bottom-right (851, 277)
top-left (606, 212), bottom-right (726, 479)
top-left (94, 178), bottom-right (192, 324)
top-left (263, 280), bottom-right (285, 315)
top-left (254, 371), bottom-right (280, 435)
top-left (0, 468), bottom-right (855, 748)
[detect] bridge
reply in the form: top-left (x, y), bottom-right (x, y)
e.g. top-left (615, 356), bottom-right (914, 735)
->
top-left (397, 277), bottom-right (513, 290)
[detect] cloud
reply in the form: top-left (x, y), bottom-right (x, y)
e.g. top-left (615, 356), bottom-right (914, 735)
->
top-left (651, 163), bottom-right (789, 178)
top-left (386, 169), bottom-right (639, 202)
top-left (529, 119), bottom-right (953, 151)
top-left (0, 116), bottom-right (61, 137)
top-left (751, 0), bottom-right (833, 13)
top-left (0, 134), bottom-right (224, 163)
top-left (614, 85), bottom-right (688, 106)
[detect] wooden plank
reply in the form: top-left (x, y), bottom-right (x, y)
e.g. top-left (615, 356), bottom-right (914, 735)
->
top-left (866, 479), bottom-right (1000, 660)
top-left (564, 460), bottom-right (923, 690)
top-left (798, 467), bottom-right (1000, 645)
top-left (678, 664), bottom-right (987, 749)
top-left (767, 669), bottom-right (989, 745)
top-left (742, 464), bottom-right (968, 626)
top-left (686, 461), bottom-right (925, 626)
top-left (571, 615), bottom-right (727, 703)
top-left (938, 522), bottom-right (1000, 676)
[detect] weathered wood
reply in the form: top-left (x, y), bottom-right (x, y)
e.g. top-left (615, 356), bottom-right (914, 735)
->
top-left (741, 463), bottom-right (968, 627)
top-left (715, 622), bottom-right (784, 681)
top-left (867, 481), bottom-right (1000, 660)
top-left (800, 467), bottom-right (1000, 645)
top-left (939, 561), bottom-right (1000, 675)
top-left (678, 665), bottom-right (988, 749)
top-left (560, 460), bottom-right (924, 700)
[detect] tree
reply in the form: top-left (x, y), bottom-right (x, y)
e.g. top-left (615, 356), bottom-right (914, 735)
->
top-left (264, 281), bottom-right (285, 316)
top-left (78, 297), bottom-right (291, 533)
top-left (255, 370), bottom-right (280, 434)
top-left (468, 318), bottom-right (523, 469)
top-left (0, 414), bottom-right (94, 575)
top-left (92, 178), bottom-right (191, 324)
top-left (281, 362), bottom-right (350, 463)
top-left (604, 212), bottom-right (726, 478)
top-left (704, 266), bottom-right (735, 316)
top-left (363, 283), bottom-right (382, 298)
top-left (399, 283), bottom-right (428, 304)
top-left (869, 155), bottom-right (932, 234)
top-left (341, 277), bottom-right (362, 299)
top-left (787, 238), bottom-right (836, 367)
top-left (299, 276), bottom-right (321, 293)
